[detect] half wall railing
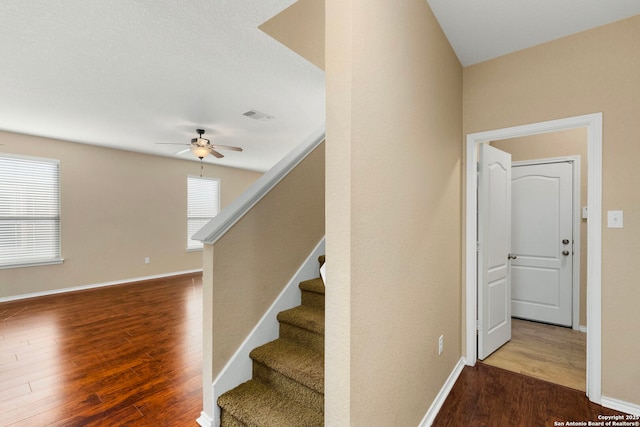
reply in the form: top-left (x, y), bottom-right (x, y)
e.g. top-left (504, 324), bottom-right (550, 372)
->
top-left (194, 125), bottom-right (326, 427)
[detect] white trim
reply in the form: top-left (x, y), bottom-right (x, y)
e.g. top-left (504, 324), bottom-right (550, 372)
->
top-left (193, 126), bottom-right (325, 244)
top-left (210, 238), bottom-right (325, 427)
top-left (601, 396), bottom-right (640, 417)
top-left (0, 269), bottom-right (202, 303)
top-left (196, 411), bottom-right (214, 427)
top-left (0, 258), bottom-right (64, 270)
top-left (579, 325), bottom-right (588, 333)
top-left (465, 113), bottom-right (602, 404)
top-left (418, 358), bottom-right (466, 427)
top-left (320, 262), bottom-right (326, 285)
top-left (511, 155), bottom-right (582, 330)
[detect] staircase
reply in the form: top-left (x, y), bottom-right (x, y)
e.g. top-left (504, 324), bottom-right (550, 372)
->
top-left (217, 258), bottom-right (325, 426)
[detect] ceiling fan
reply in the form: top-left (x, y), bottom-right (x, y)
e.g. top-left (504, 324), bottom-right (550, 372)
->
top-left (158, 129), bottom-right (243, 160)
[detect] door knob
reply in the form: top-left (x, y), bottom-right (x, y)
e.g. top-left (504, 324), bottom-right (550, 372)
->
top-left (562, 239), bottom-right (570, 245)
top-left (562, 250), bottom-right (570, 256)
top-left (508, 254), bottom-right (517, 260)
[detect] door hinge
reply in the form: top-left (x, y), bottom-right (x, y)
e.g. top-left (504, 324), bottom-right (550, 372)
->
top-left (476, 320), bottom-right (480, 331)
top-left (476, 162), bottom-right (480, 172)
top-left (476, 241), bottom-right (481, 251)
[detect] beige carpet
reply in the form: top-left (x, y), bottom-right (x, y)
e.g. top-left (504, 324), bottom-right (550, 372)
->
top-left (217, 259), bottom-right (325, 427)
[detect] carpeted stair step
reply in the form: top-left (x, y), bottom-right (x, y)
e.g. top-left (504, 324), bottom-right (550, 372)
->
top-left (277, 305), bottom-right (324, 353)
top-left (218, 379), bottom-right (323, 427)
top-left (250, 338), bottom-right (324, 413)
top-left (299, 278), bottom-right (325, 310)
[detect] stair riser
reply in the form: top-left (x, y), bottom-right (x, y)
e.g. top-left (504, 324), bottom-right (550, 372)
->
top-left (280, 324), bottom-right (324, 354)
top-left (253, 362), bottom-right (324, 414)
top-left (301, 291), bottom-right (324, 310)
top-left (220, 410), bottom-right (246, 427)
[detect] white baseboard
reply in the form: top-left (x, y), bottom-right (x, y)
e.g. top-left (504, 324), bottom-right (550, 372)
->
top-left (579, 325), bottom-right (587, 333)
top-left (196, 411), bottom-right (214, 427)
top-left (601, 396), bottom-right (640, 416)
top-left (418, 357), bottom-right (466, 427)
top-left (210, 238), bottom-right (325, 427)
top-left (0, 269), bottom-right (203, 303)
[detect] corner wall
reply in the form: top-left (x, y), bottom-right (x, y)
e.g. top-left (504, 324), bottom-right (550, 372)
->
top-left (326, 0), bottom-right (463, 424)
top-left (0, 131), bottom-right (261, 299)
top-left (463, 15), bottom-right (640, 406)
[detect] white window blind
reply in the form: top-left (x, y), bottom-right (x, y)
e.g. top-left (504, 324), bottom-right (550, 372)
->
top-left (0, 155), bottom-right (61, 268)
top-left (187, 176), bottom-right (219, 250)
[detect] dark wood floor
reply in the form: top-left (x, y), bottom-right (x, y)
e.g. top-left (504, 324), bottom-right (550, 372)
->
top-left (0, 273), bottom-right (203, 427)
top-left (433, 362), bottom-right (628, 427)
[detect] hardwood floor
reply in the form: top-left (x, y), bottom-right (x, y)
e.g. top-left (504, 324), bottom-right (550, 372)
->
top-left (433, 362), bottom-right (627, 427)
top-left (0, 274), bottom-right (203, 426)
top-left (482, 318), bottom-right (586, 391)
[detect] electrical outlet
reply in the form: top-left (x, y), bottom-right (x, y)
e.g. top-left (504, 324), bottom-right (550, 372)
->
top-left (607, 210), bottom-right (623, 228)
top-left (144, 257), bottom-right (150, 264)
top-left (438, 335), bottom-right (444, 355)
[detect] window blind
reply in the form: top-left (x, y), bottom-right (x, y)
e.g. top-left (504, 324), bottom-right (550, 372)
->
top-left (0, 155), bottom-right (61, 268)
top-left (187, 176), bottom-right (219, 250)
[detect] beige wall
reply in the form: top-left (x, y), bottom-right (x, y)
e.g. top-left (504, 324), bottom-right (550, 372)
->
top-left (259, 0), bottom-right (325, 70)
top-left (492, 128), bottom-right (588, 326)
top-left (0, 130), bottom-right (261, 299)
top-left (205, 141), bottom-right (325, 377)
top-left (326, 0), bottom-right (462, 424)
top-left (464, 15), bottom-right (640, 405)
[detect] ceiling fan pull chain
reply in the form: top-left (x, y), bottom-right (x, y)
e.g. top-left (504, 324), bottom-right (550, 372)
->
top-left (200, 159), bottom-right (203, 178)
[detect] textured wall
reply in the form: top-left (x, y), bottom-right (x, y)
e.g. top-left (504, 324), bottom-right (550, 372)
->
top-left (326, 0), bottom-right (463, 424)
top-left (259, 0), bottom-right (325, 70)
top-left (0, 130), bottom-right (261, 299)
top-left (208, 143), bottom-right (325, 377)
top-left (464, 15), bottom-right (640, 406)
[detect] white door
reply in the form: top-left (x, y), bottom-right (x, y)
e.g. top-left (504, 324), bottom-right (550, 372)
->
top-left (477, 144), bottom-right (512, 360)
top-left (511, 161), bottom-right (573, 326)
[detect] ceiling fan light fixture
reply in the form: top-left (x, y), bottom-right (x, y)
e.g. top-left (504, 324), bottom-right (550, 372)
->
top-left (190, 145), bottom-right (210, 159)
top-left (192, 137), bottom-right (209, 146)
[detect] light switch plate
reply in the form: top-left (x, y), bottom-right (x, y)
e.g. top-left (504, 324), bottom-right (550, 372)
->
top-left (607, 210), bottom-right (623, 228)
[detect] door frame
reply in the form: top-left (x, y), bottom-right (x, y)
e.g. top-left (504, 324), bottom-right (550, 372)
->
top-left (464, 113), bottom-right (602, 403)
top-left (512, 156), bottom-right (581, 330)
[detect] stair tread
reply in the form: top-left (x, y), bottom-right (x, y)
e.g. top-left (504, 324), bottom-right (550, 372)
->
top-left (219, 380), bottom-right (323, 427)
top-left (278, 305), bottom-right (325, 335)
top-left (299, 277), bottom-right (325, 295)
top-left (250, 339), bottom-right (324, 393)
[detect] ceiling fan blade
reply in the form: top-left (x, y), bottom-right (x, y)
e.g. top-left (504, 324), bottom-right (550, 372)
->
top-left (174, 148), bottom-right (190, 155)
top-left (155, 142), bottom-right (190, 146)
top-left (212, 144), bottom-right (243, 152)
top-left (208, 148), bottom-right (224, 159)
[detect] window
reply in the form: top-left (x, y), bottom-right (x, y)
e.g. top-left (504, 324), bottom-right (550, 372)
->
top-left (187, 176), bottom-right (219, 250)
top-left (0, 154), bottom-right (62, 268)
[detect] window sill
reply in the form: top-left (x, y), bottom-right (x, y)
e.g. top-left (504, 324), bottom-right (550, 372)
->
top-left (0, 258), bottom-right (64, 270)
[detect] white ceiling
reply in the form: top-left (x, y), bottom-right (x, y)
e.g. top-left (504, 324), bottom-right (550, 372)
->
top-left (0, 0), bottom-right (325, 172)
top-left (427, 0), bottom-right (640, 66)
top-left (1, 2), bottom-right (638, 172)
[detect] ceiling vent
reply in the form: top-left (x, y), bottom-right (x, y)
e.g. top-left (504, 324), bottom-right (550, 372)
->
top-left (242, 109), bottom-right (274, 121)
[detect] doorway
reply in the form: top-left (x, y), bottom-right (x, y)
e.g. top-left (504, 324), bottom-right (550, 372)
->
top-left (510, 159), bottom-right (576, 327)
top-left (464, 113), bottom-right (603, 404)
